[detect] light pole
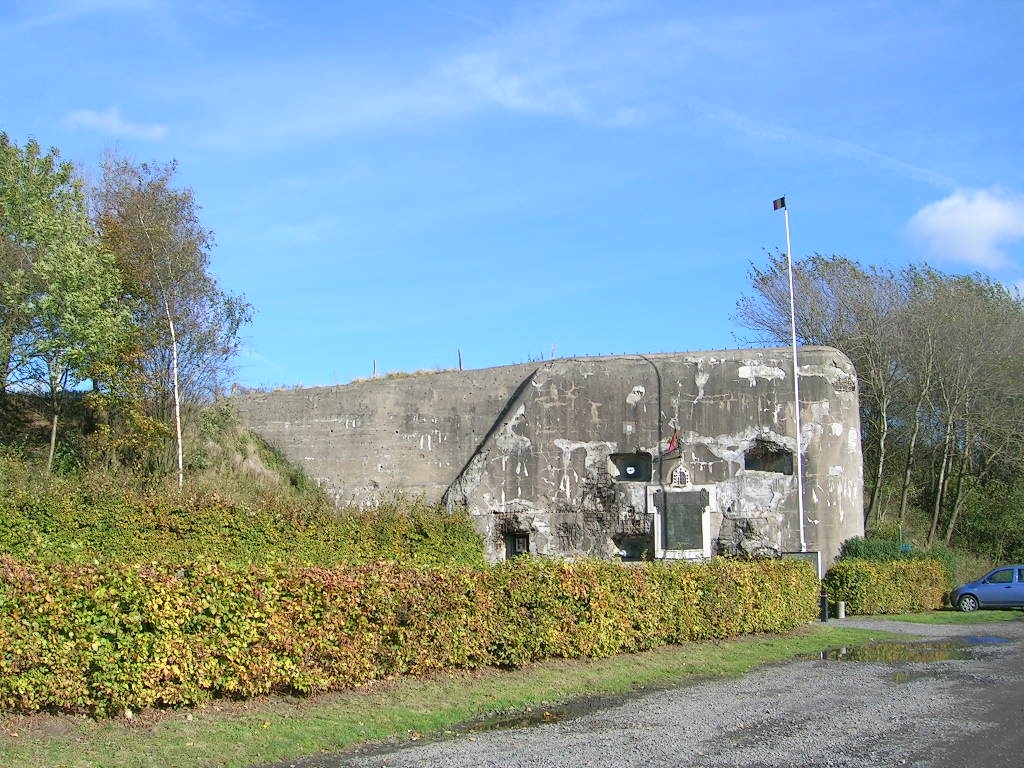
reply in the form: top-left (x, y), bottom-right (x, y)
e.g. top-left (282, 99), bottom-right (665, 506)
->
top-left (773, 196), bottom-right (807, 554)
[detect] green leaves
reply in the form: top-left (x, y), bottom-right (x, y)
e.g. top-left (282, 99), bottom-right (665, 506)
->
top-left (0, 556), bottom-right (819, 715)
top-left (1, 134), bottom-right (129, 378)
top-left (823, 558), bottom-right (948, 615)
top-left (0, 453), bottom-right (486, 568)
top-left (95, 156), bottom-right (254, 481)
top-left (1, 132), bottom-right (132, 472)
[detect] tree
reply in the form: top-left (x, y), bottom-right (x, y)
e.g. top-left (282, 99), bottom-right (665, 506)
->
top-left (904, 269), bottom-right (1024, 544)
top-left (1, 132), bottom-right (72, 392)
top-left (95, 156), bottom-right (252, 485)
top-left (0, 132), bottom-right (131, 471)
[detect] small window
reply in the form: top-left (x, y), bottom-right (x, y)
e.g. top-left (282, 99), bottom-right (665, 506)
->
top-left (987, 569), bottom-right (1013, 584)
top-left (671, 466), bottom-right (689, 487)
top-left (506, 533), bottom-right (530, 558)
top-left (744, 439), bottom-right (794, 475)
top-left (609, 452), bottom-right (653, 482)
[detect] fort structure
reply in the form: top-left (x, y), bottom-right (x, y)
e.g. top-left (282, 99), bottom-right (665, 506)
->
top-left (233, 347), bottom-right (864, 570)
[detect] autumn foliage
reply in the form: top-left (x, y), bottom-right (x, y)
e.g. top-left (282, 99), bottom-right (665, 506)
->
top-left (0, 556), bottom-right (818, 715)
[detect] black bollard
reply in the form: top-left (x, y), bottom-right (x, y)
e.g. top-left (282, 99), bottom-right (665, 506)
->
top-left (819, 587), bottom-right (829, 623)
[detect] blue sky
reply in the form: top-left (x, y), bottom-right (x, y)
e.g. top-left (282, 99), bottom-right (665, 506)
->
top-left (3, 0), bottom-right (1022, 388)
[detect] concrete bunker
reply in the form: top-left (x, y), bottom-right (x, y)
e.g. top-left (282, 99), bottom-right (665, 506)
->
top-left (232, 347), bottom-right (864, 571)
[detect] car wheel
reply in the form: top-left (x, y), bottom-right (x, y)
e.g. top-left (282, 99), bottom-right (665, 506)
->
top-left (957, 594), bottom-right (980, 613)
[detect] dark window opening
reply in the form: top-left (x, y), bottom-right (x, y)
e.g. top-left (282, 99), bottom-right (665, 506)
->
top-left (610, 451), bottom-right (653, 482)
top-left (744, 439), bottom-right (794, 475)
top-left (613, 534), bottom-right (652, 562)
top-left (505, 533), bottom-right (530, 558)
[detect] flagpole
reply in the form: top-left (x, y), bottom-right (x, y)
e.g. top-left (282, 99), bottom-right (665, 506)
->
top-left (775, 197), bottom-right (807, 554)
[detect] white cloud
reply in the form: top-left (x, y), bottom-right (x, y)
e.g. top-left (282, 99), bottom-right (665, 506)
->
top-left (906, 188), bottom-right (1024, 270)
top-left (65, 106), bottom-right (168, 141)
top-left (688, 99), bottom-right (957, 190)
top-left (436, 0), bottom-right (675, 127)
top-left (191, 0), bottom-right (670, 150)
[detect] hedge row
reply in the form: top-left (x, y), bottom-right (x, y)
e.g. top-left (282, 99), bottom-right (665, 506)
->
top-left (0, 555), bottom-right (818, 715)
top-left (823, 558), bottom-right (948, 615)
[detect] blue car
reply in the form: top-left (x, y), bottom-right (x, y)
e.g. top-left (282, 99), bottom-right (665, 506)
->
top-left (950, 565), bottom-right (1024, 612)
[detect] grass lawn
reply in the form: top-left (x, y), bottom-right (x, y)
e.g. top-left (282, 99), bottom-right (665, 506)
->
top-left (860, 608), bottom-right (1024, 624)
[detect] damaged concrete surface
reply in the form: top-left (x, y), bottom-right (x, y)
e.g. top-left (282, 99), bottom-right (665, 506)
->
top-left (233, 347), bottom-right (863, 568)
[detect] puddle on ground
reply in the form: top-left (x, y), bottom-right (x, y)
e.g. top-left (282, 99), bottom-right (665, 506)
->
top-left (804, 634), bottom-right (1011, 664)
top-left (340, 636), bottom-right (1016, 762)
top-left (348, 688), bottom-right (649, 759)
top-left (960, 635), bottom-right (1011, 645)
top-left (466, 708), bottom-right (565, 732)
top-left (340, 707), bottom-right (569, 760)
top-left (890, 669), bottom-right (944, 683)
top-left (807, 641), bottom-right (972, 662)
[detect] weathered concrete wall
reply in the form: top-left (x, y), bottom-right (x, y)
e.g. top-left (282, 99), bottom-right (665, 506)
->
top-left (232, 363), bottom-right (539, 505)
top-left (233, 347), bottom-right (863, 569)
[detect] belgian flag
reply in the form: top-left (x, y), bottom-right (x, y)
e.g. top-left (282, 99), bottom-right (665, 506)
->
top-left (773, 196), bottom-right (786, 211)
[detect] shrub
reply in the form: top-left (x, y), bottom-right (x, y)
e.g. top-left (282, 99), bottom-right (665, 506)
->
top-left (838, 536), bottom-right (904, 561)
top-left (823, 558), bottom-right (947, 615)
top-left (0, 453), bottom-right (485, 569)
top-left (0, 555), bottom-right (819, 715)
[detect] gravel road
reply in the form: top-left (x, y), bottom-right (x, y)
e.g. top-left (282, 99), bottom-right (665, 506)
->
top-left (266, 616), bottom-right (1024, 768)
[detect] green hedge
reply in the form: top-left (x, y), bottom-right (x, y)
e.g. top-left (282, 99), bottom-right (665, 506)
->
top-left (823, 558), bottom-right (948, 615)
top-left (0, 453), bottom-right (484, 568)
top-left (0, 556), bottom-right (818, 715)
